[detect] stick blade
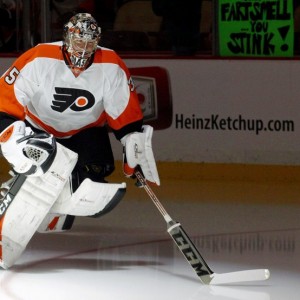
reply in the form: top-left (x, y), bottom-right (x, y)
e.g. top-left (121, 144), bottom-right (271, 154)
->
top-left (201, 269), bottom-right (270, 285)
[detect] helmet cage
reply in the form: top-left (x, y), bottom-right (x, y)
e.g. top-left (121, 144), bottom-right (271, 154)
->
top-left (63, 13), bottom-right (101, 68)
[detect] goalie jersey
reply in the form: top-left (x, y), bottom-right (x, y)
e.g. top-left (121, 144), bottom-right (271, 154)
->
top-left (0, 42), bottom-right (143, 139)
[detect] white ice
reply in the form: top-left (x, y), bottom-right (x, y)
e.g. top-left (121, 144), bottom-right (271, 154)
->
top-left (0, 178), bottom-right (299, 300)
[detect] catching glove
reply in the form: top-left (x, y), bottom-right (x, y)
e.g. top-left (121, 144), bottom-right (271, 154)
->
top-left (0, 121), bottom-right (56, 176)
top-left (121, 125), bottom-right (160, 186)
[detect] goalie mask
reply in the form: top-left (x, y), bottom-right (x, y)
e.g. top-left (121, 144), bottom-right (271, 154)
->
top-left (63, 13), bottom-right (101, 69)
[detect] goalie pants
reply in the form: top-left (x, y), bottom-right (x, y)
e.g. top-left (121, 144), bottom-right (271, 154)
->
top-left (58, 126), bottom-right (115, 187)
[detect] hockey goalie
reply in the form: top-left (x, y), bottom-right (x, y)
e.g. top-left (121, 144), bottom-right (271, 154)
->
top-left (0, 13), bottom-right (160, 269)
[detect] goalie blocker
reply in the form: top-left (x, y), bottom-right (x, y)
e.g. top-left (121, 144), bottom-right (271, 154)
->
top-left (0, 134), bottom-right (126, 269)
top-left (121, 125), bottom-right (160, 185)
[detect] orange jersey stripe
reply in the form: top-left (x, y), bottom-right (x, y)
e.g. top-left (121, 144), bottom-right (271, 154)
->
top-left (26, 107), bottom-right (107, 137)
top-left (106, 93), bottom-right (143, 130)
top-left (0, 73), bottom-right (26, 120)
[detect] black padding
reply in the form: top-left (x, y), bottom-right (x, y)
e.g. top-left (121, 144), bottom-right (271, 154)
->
top-left (59, 126), bottom-right (114, 165)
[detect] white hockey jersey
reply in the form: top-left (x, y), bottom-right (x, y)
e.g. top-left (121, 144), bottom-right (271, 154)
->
top-left (0, 42), bottom-right (143, 138)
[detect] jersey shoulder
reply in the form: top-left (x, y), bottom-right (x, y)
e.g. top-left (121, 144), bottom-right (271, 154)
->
top-left (18, 42), bottom-right (63, 65)
top-left (93, 46), bottom-right (130, 77)
top-left (93, 46), bottom-right (122, 64)
top-left (31, 42), bottom-right (63, 59)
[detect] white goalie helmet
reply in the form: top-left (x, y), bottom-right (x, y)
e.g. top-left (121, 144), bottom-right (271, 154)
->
top-left (63, 13), bottom-right (101, 68)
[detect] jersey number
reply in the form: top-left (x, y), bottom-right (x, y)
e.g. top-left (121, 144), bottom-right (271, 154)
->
top-left (5, 67), bottom-right (20, 85)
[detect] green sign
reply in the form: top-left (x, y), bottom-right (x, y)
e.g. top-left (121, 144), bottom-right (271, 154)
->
top-left (218, 0), bottom-right (294, 57)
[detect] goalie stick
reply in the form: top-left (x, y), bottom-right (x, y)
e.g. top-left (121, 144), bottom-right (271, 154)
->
top-left (135, 170), bottom-right (270, 285)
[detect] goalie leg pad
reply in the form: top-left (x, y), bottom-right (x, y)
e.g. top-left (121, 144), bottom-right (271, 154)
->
top-left (90, 186), bottom-right (126, 218)
top-left (37, 178), bottom-right (76, 233)
top-left (50, 178), bottom-right (126, 217)
top-left (37, 213), bottom-right (76, 233)
top-left (0, 143), bottom-right (78, 269)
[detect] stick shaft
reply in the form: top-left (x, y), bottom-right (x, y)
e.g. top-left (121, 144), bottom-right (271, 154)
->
top-left (135, 171), bottom-right (172, 223)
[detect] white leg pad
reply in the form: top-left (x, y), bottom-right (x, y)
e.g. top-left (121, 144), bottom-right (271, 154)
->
top-left (0, 143), bottom-right (78, 269)
top-left (50, 178), bottom-right (126, 216)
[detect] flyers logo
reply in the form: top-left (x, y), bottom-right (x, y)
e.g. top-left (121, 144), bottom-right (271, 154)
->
top-left (51, 87), bottom-right (95, 112)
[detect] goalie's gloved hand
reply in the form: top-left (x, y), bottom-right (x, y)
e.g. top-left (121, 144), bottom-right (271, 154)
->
top-left (0, 121), bottom-right (56, 176)
top-left (121, 125), bottom-right (160, 186)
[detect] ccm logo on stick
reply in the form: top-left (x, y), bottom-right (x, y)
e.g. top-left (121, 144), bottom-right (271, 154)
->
top-left (170, 228), bottom-right (211, 277)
